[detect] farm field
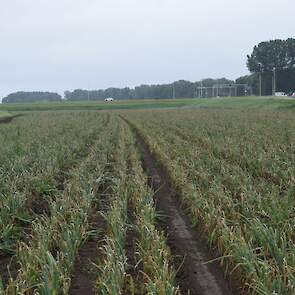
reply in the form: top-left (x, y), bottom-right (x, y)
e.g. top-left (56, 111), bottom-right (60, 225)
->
top-left (1, 103), bottom-right (295, 294)
top-left (0, 112), bottom-right (11, 119)
top-left (1, 96), bottom-right (295, 112)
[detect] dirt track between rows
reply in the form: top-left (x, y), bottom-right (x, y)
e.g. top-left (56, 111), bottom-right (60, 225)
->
top-left (123, 117), bottom-right (238, 295)
top-left (2, 113), bottom-right (239, 294)
top-left (0, 114), bottom-right (23, 124)
top-left (69, 197), bottom-right (108, 295)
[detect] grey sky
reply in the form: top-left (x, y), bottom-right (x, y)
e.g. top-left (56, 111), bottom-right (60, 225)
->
top-left (0, 0), bottom-right (294, 98)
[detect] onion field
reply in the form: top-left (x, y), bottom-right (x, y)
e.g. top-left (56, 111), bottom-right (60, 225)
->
top-left (1, 108), bottom-right (295, 294)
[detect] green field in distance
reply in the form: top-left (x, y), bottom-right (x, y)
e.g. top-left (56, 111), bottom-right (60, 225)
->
top-left (0, 111), bottom-right (12, 118)
top-left (1, 96), bottom-right (295, 112)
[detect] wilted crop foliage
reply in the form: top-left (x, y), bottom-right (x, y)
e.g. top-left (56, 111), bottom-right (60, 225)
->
top-left (125, 108), bottom-right (295, 295)
top-left (0, 112), bottom-right (107, 256)
top-left (95, 120), bottom-right (179, 295)
top-left (3, 107), bottom-right (294, 294)
top-left (0, 112), bottom-right (180, 294)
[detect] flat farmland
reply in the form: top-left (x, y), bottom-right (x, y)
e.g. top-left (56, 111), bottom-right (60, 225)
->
top-left (1, 102), bottom-right (295, 294)
top-left (0, 112), bottom-right (12, 122)
top-left (0, 112), bottom-right (11, 117)
top-left (1, 96), bottom-right (295, 112)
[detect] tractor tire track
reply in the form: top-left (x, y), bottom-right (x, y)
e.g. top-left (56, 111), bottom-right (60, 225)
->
top-left (69, 183), bottom-right (111, 295)
top-left (69, 115), bottom-right (118, 295)
top-left (122, 117), bottom-right (238, 295)
top-left (0, 114), bottom-right (23, 124)
top-left (122, 197), bottom-right (144, 295)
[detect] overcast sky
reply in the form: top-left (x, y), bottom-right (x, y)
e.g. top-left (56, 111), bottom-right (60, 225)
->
top-left (0, 0), bottom-right (294, 98)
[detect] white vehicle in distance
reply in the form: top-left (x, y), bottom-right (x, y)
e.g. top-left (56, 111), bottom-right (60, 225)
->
top-left (275, 92), bottom-right (288, 97)
top-left (104, 97), bottom-right (114, 102)
top-left (292, 92), bottom-right (295, 97)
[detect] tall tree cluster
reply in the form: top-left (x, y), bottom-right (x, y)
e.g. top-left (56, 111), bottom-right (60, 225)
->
top-left (242, 38), bottom-right (295, 95)
top-left (247, 39), bottom-right (295, 72)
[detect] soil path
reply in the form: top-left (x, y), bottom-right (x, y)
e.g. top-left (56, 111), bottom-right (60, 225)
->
top-left (123, 118), bottom-right (238, 295)
top-left (0, 255), bottom-right (17, 288)
top-left (69, 183), bottom-right (111, 295)
top-left (122, 198), bottom-right (143, 295)
top-left (68, 205), bottom-right (106, 294)
top-left (0, 114), bottom-right (23, 124)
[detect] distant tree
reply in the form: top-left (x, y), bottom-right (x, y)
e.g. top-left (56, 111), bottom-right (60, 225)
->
top-left (2, 91), bottom-right (62, 103)
top-left (64, 91), bottom-right (71, 100)
top-left (247, 39), bottom-right (295, 94)
top-left (247, 39), bottom-right (286, 72)
top-left (61, 78), bottom-right (238, 102)
top-left (235, 75), bottom-right (256, 95)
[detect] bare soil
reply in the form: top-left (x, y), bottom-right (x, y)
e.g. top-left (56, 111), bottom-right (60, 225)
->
top-left (0, 114), bottom-right (23, 124)
top-left (68, 205), bottom-right (106, 295)
top-left (130, 124), bottom-right (239, 295)
top-left (123, 198), bottom-right (144, 295)
top-left (69, 173), bottom-right (114, 295)
top-left (0, 254), bottom-right (17, 287)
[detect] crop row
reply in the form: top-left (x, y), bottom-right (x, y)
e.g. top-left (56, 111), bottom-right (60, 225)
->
top-left (124, 109), bottom-right (295, 295)
top-left (0, 112), bottom-right (109, 255)
top-left (1, 112), bottom-right (118, 293)
top-left (96, 119), bottom-right (179, 294)
top-left (1, 113), bottom-right (179, 294)
top-left (127, 139), bottom-right (179, 294)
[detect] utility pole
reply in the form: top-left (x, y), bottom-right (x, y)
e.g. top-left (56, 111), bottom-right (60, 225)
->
top-left (172, 83), bottom-right (176, 99)
top-left (200, 80), bottom-right (203, 98)
top-left (259, 73), bottom-right (262, 96)
top-left (273, 67), bottom-right (276, 96)
top-left (258, 63), bottom-right (262, 97)
top-left (217, 79), bottom-right (219, 97)
top-left (87, 82), bottom-right (90, 101)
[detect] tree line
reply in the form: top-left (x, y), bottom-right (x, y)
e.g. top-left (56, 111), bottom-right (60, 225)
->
top-left (2, 92), bottom-right (62, 103)
top-left (64, 78), bottom-right (234, 101)
top-left (2, 38), bottom-right (295, 103)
